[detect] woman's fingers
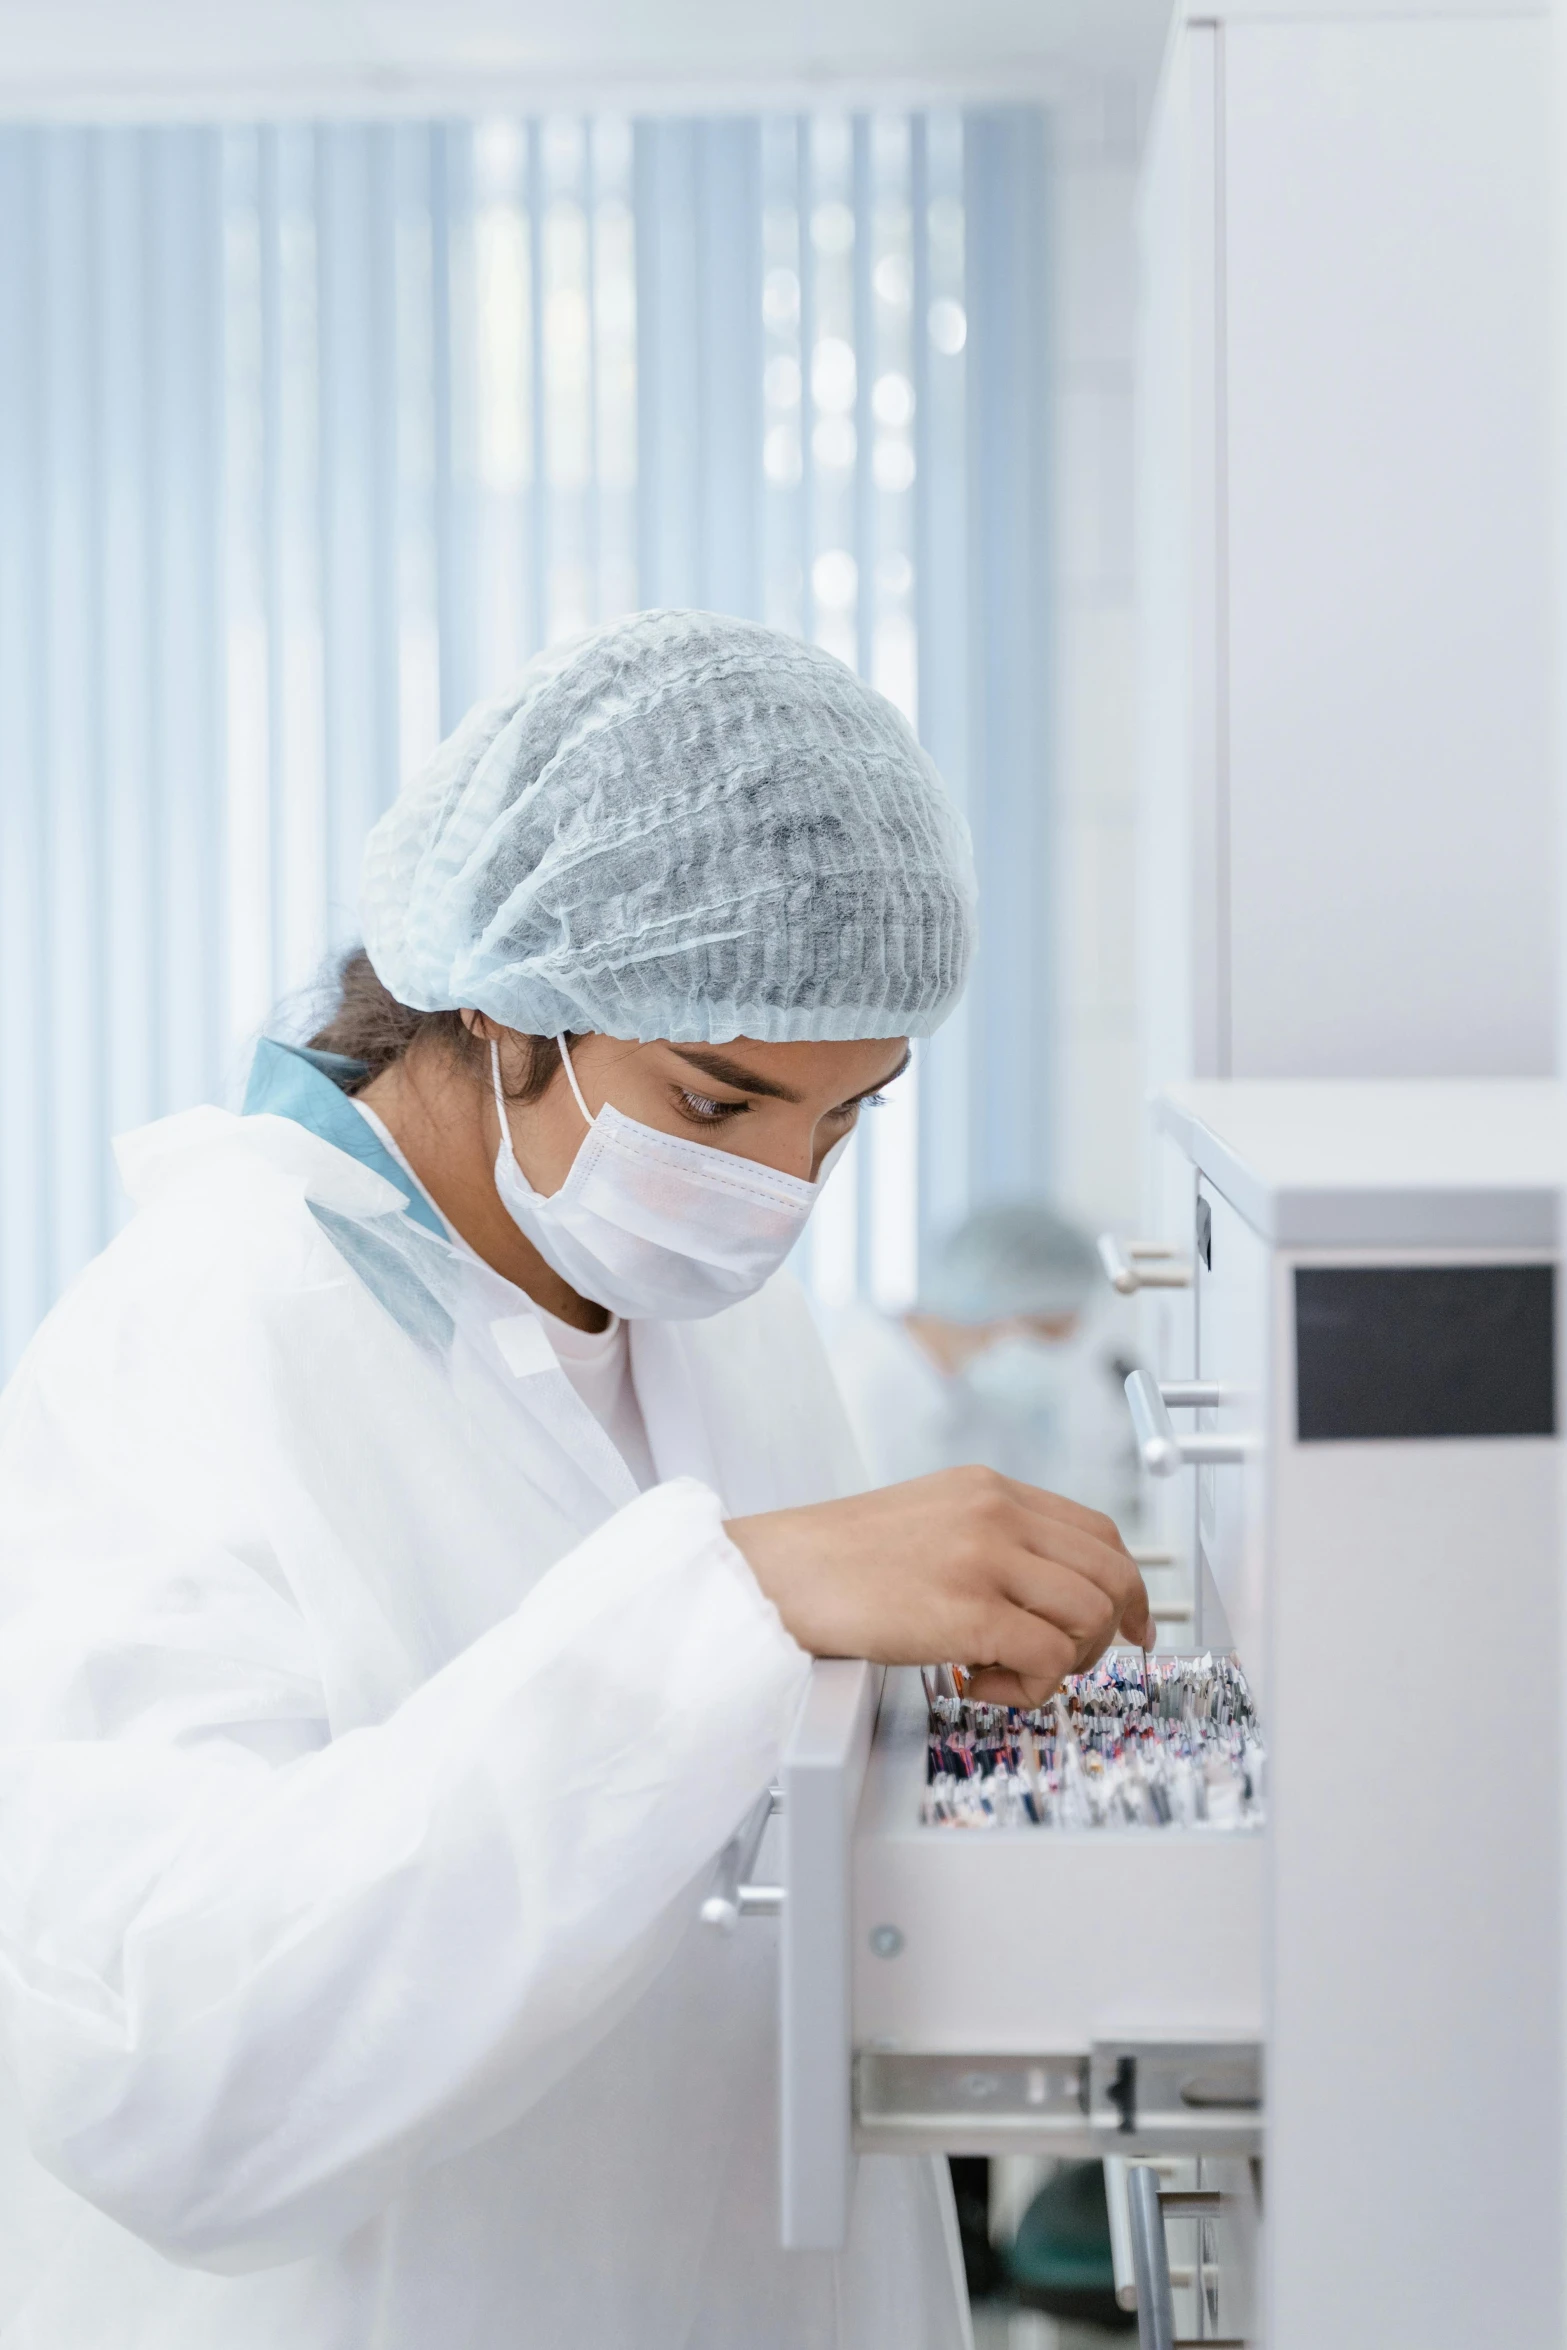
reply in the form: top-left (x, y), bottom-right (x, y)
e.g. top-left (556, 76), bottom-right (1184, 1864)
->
top-left (999, 1553), bottom-right (1124, 1666)
top-left (998, 1503), bottom-right (1151, 1659)
top-left (966, 1605), bottom-right (1078, 1707)
top-left (965, 1667), bottom-right (1061, 1709)
top-left (1117, 1583), bottom-right (1157, 1650)
top-left (725, 1462), bottom-right (1153, 1684)
top-left (1002, 1476), bottom-right (1126, 1544)
top-left (1010, 1483), bottom-right (1155, 1642)
top-left (1008, 1494), bottom-right (1141, 1586)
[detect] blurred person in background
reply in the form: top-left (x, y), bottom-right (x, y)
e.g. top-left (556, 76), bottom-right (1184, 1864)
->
top-left (830, 1201), bottom-right (1141, 1531)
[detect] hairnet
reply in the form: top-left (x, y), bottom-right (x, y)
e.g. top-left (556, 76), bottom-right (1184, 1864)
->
top-left (361, 609), bottom-right (977, 1044)
top-left (919, 1203), bottom-right (1101, 1325)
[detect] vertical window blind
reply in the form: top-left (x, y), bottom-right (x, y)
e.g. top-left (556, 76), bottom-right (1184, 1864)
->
top-left (0, 108), bottom-right (1052, 1376)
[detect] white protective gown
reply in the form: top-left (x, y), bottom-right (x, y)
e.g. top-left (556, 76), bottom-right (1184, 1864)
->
top-left (0, 1067), bottom-right (969, 2349)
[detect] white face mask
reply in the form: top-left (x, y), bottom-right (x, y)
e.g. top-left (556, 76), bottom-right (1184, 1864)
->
top-left (962, 1333), bottom-right (1080, 1417)
top-left (488, 1036), bottom-right (841, 1321)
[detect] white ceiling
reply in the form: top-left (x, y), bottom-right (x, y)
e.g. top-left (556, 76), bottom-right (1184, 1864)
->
top-left (0, 0), bottom-right (1174, 119)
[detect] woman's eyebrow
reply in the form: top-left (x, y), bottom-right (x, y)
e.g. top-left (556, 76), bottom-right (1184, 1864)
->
top-left (667, 1043), bottom-right (912, 1105)
top-left (668, 1048), bottom-right (804, 1103)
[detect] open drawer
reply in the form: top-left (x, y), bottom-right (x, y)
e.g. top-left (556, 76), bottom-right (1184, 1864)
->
top-left (770, 1659), bottom-right (1265, 2250)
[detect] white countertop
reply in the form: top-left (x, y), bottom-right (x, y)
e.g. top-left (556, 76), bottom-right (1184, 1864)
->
top-left (1156, 1079), bottom-right (1565, 1245)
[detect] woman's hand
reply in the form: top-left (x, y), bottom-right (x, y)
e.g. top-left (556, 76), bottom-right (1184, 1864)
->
top-left (726, 1466), bottom-right (1154, 1709)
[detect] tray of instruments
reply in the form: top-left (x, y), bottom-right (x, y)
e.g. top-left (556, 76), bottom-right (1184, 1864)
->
top-left (850, 1655), bottom-right (1265, 2157)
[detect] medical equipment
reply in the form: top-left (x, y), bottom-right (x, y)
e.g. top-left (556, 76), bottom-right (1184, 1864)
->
top-left (715, 1077), bottom-right (1563, 2349)
top-left (361, 608), bottom-right (976, 1045)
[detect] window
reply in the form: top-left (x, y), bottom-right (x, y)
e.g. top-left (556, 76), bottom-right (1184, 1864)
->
top-left (0, 110), bottom-right (1051, 1370)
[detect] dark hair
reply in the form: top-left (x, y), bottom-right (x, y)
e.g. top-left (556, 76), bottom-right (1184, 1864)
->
top-left (308, 948), bottom-right (566, 1104)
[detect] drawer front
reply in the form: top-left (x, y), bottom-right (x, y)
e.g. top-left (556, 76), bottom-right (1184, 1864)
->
top-left (852, 1670), bottom-right (1263, 2071)
top-left (854, 1821), bottom-right (1264, 2056)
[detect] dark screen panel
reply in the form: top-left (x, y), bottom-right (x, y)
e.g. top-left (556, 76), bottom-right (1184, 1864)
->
top-left (1294, 1264), bottom-right (1555, 1442)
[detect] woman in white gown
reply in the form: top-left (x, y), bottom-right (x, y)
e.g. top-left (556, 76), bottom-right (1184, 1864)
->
top-left (0, 611), bottom-right (1150, 2349)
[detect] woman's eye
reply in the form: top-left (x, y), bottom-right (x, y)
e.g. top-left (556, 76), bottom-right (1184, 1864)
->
top-left (829, 1092), bottom-right (886, 1122)
top-left (677, 1089), bottom-right (746, 1125)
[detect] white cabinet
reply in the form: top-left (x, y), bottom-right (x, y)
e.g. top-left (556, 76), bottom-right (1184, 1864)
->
top-left (1138, 4), bottom-right (1553, 1089)
top-left (764, 1079), bottom-right (1562, 2348)
top-left (1159, 1080), bottom-right (1561, 2345)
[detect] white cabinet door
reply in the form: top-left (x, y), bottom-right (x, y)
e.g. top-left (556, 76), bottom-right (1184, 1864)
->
top-left (1137, 13), bottom-right (1553, 1088)
top-left (1223, 14), bottom-right (1552, 1080)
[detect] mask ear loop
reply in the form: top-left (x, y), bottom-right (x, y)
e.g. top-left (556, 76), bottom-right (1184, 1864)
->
top-left (488, 1041), bottom-right (522, 1170)
top-left (554, 1033), bottom-right (595, 1131)
top-left (490, 1035), bottom-right (595, 1147)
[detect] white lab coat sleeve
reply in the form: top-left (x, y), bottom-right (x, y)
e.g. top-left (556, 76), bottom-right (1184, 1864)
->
top-left (0, 1251), bottom-right (810, 2269)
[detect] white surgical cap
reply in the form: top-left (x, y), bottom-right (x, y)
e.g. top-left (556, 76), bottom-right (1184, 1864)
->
top-left (361, 609), bottom-right (976, 1044)
top-left (919, 1204), bottom-right (1101, 1325)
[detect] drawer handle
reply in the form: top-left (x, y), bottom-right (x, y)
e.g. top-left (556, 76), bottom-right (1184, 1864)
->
top-left (1098, 1234), bottom-right (1195, 1293)
top-left (1125, 1370), bottom-right (1253, 1477)
top-left (700, 1786), bottom-right (783, 1930)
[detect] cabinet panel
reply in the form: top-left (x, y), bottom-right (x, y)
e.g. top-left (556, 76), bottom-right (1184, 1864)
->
top-left (1193, 1179), bottom-right (1269, 1680)
top-left (1138, 1127), bottom-right (1202, 1625)
top-left (1267, 1355), bottom-right (1561, 2349)
top-left (1223, 16), bottom-right (1552, 1078)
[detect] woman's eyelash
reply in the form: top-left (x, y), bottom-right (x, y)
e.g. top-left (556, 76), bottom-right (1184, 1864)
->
top-left (677, 1089), bottom-right (746, 1123)
top-left (677, 1088), bottom-right (888, 1125)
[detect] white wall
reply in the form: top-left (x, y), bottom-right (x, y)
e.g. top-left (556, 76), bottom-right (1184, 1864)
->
top-left (0, 0), bottom-right (1173, 116)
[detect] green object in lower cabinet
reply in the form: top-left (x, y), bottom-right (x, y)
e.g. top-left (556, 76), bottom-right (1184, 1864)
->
top-left (1002, 2161), bottom-right (1136, 2332)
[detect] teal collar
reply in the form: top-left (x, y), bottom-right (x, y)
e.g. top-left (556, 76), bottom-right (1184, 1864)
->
top-left (242, 1039), bottom-right (448, 1240)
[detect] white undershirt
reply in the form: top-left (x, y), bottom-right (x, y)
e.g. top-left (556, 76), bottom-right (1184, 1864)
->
top-left (525, 1299), bottom-right (658, 1490)
top-left (352, 1097), bottom-right (658, 1491)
